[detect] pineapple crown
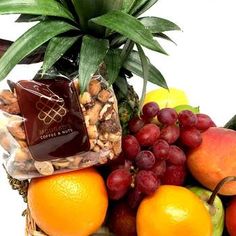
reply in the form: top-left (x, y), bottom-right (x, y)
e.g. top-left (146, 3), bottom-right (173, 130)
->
top-left (0, 0), bottom-right (180, 104)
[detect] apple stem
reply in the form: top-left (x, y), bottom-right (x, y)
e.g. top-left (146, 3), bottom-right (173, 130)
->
top-left (207, 176), bottom-right (236, 205)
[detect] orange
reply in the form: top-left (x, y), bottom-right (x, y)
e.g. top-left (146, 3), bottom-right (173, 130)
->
top-left (137, 185), bottom-right (212, 236)
top-left (28, 168), bottom-right (108, 236)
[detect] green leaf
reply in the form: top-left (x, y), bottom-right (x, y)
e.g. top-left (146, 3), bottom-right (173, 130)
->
top-left (110, 35), bottom-right (127, 47)
top-left (0, 20), bottom-right (77, 81)
top-left (59, 0), bottom-right (69, 9)
top-left (129, 0), bottom-right (148, 15)
top-left (0, 0), bottom-right (75, 22)
top-left (111, 32), bottom-right (176, 48)
top-left (102, 0), bottom-right (123, 12)
top-left (123, 50), bottom-right (168, 89)
top-left (134, 0), bottom-right (158, 16)
top-left (224, 115), bottom-right (236, 130)
top-left (105, 49), bottom-right (121, 85)
top-left (120, 40), bottom-right (134, 65)
top-left (42, 35), bottom-right (80, 74)
top-left (79, 36), bottom-right (109, 92)
top-left (114, 76), bottom-right (128, 96)
top-left (71, 0), bottom-right (122, 32)
top-left (0, 39), bottom-right (45, 64)
top-left (140, 17), bottom-right (181, 33)
top-left (15, 14), bottom-right (46, 22)
top-left (1, 38), bottom-right (45, 64)
top-left (91, 10), bottom-right (167, 54)
top-left (122, 0), bottom-right (136, 13)
top-left (174, 105), bottom-right (200, 114)
top-left (136, 44), bottom-right (149, 109)
top-left (154, 33), bottom-right (177, 45)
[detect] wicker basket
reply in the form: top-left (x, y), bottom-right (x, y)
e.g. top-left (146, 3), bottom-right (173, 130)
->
top-left (25, 208), bottom-right (47, 236)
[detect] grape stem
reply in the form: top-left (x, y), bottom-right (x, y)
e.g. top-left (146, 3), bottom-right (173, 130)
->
top-left (207, 176), bottom-right (236, 205)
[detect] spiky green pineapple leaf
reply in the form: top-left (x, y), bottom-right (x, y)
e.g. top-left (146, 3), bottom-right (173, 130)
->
top-left (122, 0), bottom-right (136, 13)
top-left (105, 49), bottom-right (121, 85)
top-left (120, 40), bottom-right (135, 65)
top-left (59, 0), bottom-right (69, 9)
top-left (110, 16), bottom-right (179, 47)
top-left (71, 0), bottom-right (123, 32)
top-left (123, 50), bottom-right (168, 89)
top-left (114, 76), bottom-right (129, 96)
top-left (102, 0), bottom-right (123, 12)
top-left (42, 35), bottom-right (80, 74)
top-left (1, 38), bottom-right (45, 64)
top-left (15, 14), bottom-right (46, 22)
top-left (136, 44), bottom-right (149, 108)
top-left (140, 17), bottom-right (181, 33)
top-left (110, 35), bottom-right (127, 47)
top-left (154, 33), bottom-right (177, 45)
top-left (79, 36), bottom-right (109, 92)
top-left (0, 0), bottom-right (76, 22)
top-left (0, 20), bottom-right (77, 81)
top-left (129, 0), bottom-right (150, 15)
top-left (133, 0), bottom-right (158, 16)
top-left (91, 10), bottom-right (167, 54)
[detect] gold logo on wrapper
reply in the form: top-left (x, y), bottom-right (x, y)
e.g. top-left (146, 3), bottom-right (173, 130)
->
top-left (36, 95), bottom-right (67, 125)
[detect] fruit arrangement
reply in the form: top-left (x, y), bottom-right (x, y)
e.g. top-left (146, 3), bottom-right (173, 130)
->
top-left (0, 1), bottom-right (236, 236)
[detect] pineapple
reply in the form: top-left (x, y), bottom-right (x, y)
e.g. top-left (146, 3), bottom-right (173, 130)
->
top-left (0, 0), bottom-right (180, 130)
top-left (0, 1), bottom-right (180, 235)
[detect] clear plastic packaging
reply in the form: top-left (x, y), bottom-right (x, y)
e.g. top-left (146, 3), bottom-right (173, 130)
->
top-left (0, 74), bottom-right (122, 180)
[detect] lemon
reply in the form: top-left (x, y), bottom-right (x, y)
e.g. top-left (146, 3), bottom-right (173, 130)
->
top-left (144, 88), bottom-right (189, 109)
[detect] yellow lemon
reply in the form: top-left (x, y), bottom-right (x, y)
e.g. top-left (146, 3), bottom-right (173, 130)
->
top-left (144, 88), bottom-right (189, 109)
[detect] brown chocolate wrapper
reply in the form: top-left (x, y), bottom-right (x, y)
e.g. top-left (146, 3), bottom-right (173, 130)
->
top-left (0, 75), bottom-right (122, 180)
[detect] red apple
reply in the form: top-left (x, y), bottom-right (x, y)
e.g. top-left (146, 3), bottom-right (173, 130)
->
top-left (226, 197), bottom-right (236, 236)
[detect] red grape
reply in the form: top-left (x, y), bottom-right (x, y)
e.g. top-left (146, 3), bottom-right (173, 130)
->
top-left (128, 117), bottom-right (145, 133)
top-left (157, 108), bottom-right (178, 125)
top-left (136, 170), bottom-right (160, 195)
top-left (161, 165), bottom-right (186, 186)
top-left (140, 114), bottom-right (152, 124)
top-left (180, 127), bottom-right (202, 148)
top-left (152, 139), bottom-right (170, 160)
top-left (136, 124), bottom-right (160, 146)
top-left (122, 135), bottom-right (140, 160)
top-left (196, 113), bottom-right (216, 131)
top-left (108, 188), bottom-right (129, 200)
top-left (135, 150), bottom-right (156, 170)
top-left (107, 169), bottom-right (132, 200)
top-left (167, 145), bottom-right (186, 165)
top-left (127, 187), bottom-right (144, 209)
top-left (151, 160), bottom-right (166, 177)
top-left (178, 110), bottom-right (197, 127)
top-left (108, 156), bottom-right (133, 172)
top-left (160, 124), bottom-right (180, 144)
top-left (108, 202), bottom-right (137, 236)
top-left (142, 102), bottom-right (160, 118)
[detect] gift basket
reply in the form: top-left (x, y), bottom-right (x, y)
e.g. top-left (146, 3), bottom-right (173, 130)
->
top-left (0, 1), bottom-right (236, 236)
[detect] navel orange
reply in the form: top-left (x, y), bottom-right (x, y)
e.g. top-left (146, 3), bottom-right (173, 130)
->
top-left (28, 168), bottom-right (108, 236)
top-left (137, 185), bottom-right (212, 236)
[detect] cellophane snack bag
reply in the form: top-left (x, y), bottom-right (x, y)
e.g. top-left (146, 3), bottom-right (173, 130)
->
top-left (0, 74), bottom-right (122, 180)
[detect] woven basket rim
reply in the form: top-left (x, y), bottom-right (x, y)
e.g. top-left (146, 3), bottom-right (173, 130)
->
top-left (25, 208), bottom-right (47, 236)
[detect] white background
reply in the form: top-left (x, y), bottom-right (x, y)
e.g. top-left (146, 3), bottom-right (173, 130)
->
top-left (1, 0), bottom-right (236, 235)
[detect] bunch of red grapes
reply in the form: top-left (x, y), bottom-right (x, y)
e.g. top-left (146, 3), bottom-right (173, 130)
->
top-left (106, 102), bottom-right (216, 209)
